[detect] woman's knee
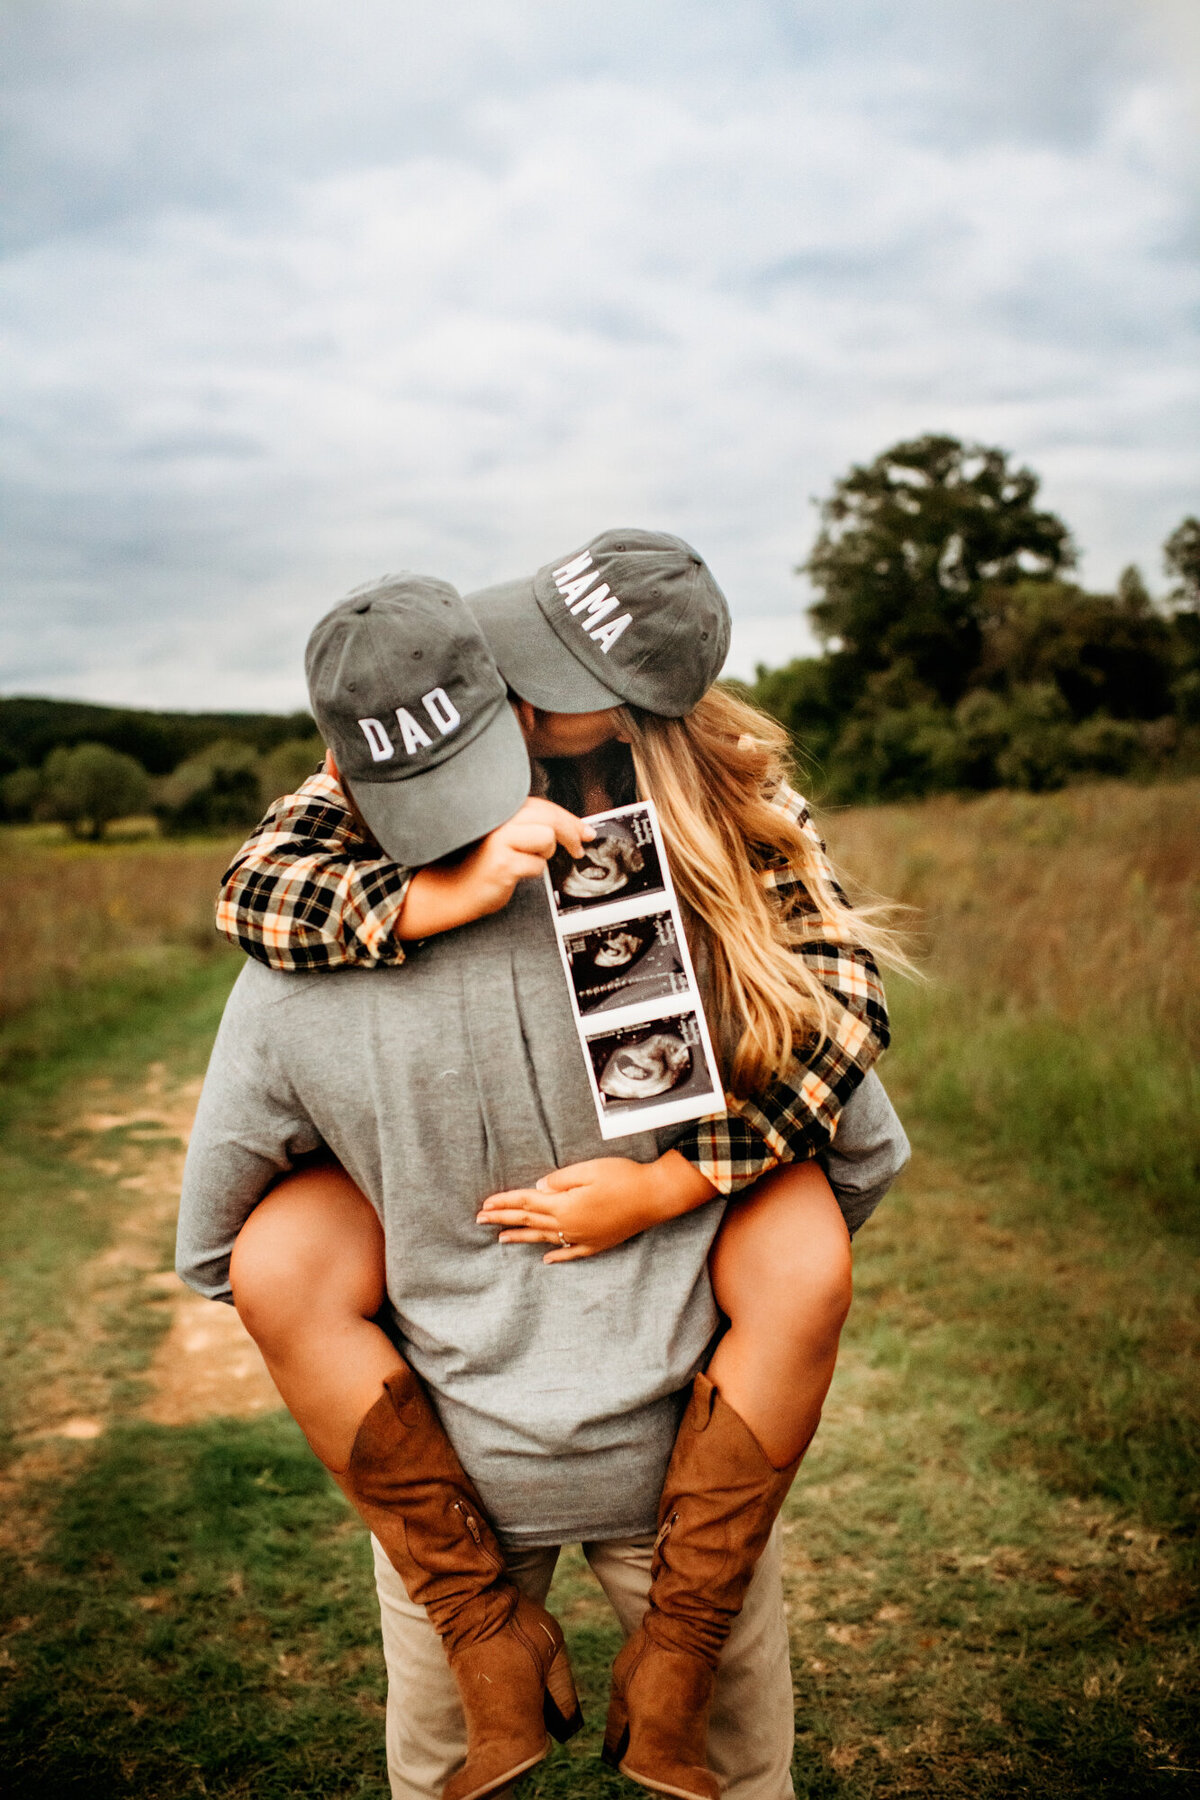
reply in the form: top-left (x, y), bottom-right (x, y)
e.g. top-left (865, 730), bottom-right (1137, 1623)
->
top-left (743, 1229), bottom-right (851, 1349)
top-left (796, 1233), bottom-right (854, 1340)
top-left (230, 1161), bottom-right (385, 1348)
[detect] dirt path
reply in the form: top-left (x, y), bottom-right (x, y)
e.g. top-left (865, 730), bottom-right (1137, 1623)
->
top-left (46, 1060), bottom-right (281, 1439)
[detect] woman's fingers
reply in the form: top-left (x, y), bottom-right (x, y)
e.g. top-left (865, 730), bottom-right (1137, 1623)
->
top-left (548, 806), bottom-right (596, 860)
top-left (542, 1243), bottom-right (595, 1263)
top-left (482, 1207), bottom-right (560, 1230)
top-left (495, 1227), bottom-right (561, 1244)
top-left (477, 1187), bottom-right (547, 1216)
top-left (503, 801), bottom-right (595, 862)
top-left (503, 850), bottom-right (555, 884)
top-left (536, 1161), bottom-right (603, 1194)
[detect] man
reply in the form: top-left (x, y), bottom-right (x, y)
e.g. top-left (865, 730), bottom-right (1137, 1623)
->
top-left (179, 541), bottom-right (908, 1800)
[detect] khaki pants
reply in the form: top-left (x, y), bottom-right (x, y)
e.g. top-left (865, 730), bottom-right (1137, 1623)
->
top-left (372, 1523), bottom-right (795, 1800)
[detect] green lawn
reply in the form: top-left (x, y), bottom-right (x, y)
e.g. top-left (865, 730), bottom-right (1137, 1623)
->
top-left (1, 795), bottom-right (1197, 1797)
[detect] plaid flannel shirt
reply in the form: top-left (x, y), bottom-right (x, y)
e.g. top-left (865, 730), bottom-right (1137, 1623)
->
top-left (215, 770), bottom-right (890, 1195)
top-left (215, 765), bottom-right (414, 969)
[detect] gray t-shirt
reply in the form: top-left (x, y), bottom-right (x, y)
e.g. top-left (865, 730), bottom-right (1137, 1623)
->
top-left (177, 878), bottom-right (908, 1547)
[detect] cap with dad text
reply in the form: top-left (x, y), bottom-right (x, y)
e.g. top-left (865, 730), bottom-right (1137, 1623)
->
top-left (467, 528), bottom-right (731, 718)
top-left (305, 574), bottom-right (531, 865)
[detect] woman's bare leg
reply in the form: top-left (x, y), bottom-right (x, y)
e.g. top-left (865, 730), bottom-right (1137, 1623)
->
top-left (231, 1162), bottom-right (586, 1786)
top-left (706, 1159), bottom-right (852, 1470)
top-left (229, 1159), bottom-right (402, 1472)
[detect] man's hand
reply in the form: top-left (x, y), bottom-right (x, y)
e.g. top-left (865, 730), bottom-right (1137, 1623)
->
top-left (397, 799), bottom-right (594, 940)
top-left (477, 1152), bottom-right (719, 1263)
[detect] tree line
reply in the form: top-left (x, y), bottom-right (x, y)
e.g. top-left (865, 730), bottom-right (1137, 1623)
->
top-left (749, 433), bottom-right (1199, 802)
top-left (3, 435), bottom-right (1197, 835)
top-left (0, 713), bottom-right (323, 841)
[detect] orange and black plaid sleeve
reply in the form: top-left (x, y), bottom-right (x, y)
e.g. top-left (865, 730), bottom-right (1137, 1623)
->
top-left (672, 784), bottom-right (890, 1196)
top-left (215, 768), bottom-right (412, 971)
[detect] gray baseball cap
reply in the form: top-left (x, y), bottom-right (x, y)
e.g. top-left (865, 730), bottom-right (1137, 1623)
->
top-left (467, 528), bottom-right (732, 717)
top-left (305, 574), bottom-right (531, 865)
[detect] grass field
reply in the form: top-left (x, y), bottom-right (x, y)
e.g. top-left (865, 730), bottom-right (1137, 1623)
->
top-left (0, 783), bottom-right (1197, 1797)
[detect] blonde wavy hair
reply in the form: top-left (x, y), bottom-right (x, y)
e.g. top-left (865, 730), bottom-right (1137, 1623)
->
top-left (616, 685), bottom-right (908, 1098)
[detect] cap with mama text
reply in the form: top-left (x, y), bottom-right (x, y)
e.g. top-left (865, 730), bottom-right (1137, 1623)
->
top-left (467, 529), bottom-right (731, 717)
top-left (305, 574), bottom-right (531, 865)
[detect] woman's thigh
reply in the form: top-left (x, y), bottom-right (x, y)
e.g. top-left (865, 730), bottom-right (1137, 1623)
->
top-left (230, 1158), bottom-right (386, 1341)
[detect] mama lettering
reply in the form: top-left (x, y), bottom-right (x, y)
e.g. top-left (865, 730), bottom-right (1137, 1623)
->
top-left (551, 552), bottom-right (633, 654)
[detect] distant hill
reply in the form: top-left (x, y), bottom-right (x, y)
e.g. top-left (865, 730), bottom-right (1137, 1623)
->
top-left (0, 696), bottom-right (316, 778)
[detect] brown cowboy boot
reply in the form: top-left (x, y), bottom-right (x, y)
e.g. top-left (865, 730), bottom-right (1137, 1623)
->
top-left (346, 1366), bottom-right (582, 1800)
top-left (602, 1372), bottom-right (803, 1800)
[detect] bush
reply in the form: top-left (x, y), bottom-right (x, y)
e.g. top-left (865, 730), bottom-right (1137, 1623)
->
top-left (1068, 714), bottom-right (1144, 779)
top-left (258, 734), bottom-right (325, 805)
top-left (1, 765), bottom-right (42, 824)
top-left (990, 683), bottom-right (1075, 791)
top-left (827, 703), bottom-right (961, 802)
top-left (155, 740), bottom-right (265, 836)
top-left (951, 688), bottom-right (1012, 788)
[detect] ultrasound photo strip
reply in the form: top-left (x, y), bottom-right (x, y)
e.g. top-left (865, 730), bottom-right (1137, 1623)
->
top-left (543, 799), bottom-right (726, 1139)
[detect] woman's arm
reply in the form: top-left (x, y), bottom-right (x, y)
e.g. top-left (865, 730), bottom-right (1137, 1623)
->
top-left (671, 782), bottom-right (890, 1196)
top-left (216, 765), bottom-right (415, 971)
top-left (217, 762), bottom-right (590, 971)
top-left (476, 1150), bottom-right (720, 1263)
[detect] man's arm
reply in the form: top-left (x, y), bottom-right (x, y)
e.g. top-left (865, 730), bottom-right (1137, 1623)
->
top-left (818, 1069), bottom-right (911, 1237)
top-left (176, 970), bottom-right (323, 1303)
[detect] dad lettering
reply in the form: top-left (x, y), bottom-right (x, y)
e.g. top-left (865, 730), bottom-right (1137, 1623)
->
top-left (551, 552), bottom-right (633, 654)
top-left (358, 688), bottom-right (462, 762)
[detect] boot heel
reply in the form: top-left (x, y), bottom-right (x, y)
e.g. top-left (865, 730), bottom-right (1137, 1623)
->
top-left (542, 1643), bottom-right (584, 1743)
top-left (601, 1690), bottom-right (630, 1769)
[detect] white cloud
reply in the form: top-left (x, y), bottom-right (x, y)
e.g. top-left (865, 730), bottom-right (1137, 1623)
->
top-left (0, 0), bottom-right (1197, 709)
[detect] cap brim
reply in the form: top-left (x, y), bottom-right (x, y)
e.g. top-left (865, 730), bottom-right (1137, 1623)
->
top-left (467, 577), bottom-right (624, 714)
top-left (346, 698), bottom-right (531, 866)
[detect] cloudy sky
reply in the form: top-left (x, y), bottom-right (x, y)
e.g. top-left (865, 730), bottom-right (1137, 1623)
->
top-left (2, 0), bottom-right (1198, 711)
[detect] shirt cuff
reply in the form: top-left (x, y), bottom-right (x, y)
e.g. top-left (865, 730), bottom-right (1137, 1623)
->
top-left (671, 1117), bottom-right (782, 1197)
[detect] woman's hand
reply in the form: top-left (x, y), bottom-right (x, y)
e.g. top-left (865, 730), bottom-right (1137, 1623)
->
top-left (397, 799), bottom-right (594, 940)
top-left (477, 1152), bottom-right (719, 1263)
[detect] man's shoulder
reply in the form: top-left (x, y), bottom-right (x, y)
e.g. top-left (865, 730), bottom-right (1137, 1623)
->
top-left (229, 955), bottom-right (375, 1007)
top-left (212, 958), bottom-right (381, 1075)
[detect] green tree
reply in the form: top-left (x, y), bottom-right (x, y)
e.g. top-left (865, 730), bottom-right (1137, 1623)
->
top-left (1164, 516), bottom-right (1200, 612)
top-left (41, 742), bottom-right (151, 840)
top-left (745, 659), bottom-right (842, 773)
top-left (1115, 564), bottom-right (1153, 614)
top-left (804, 434), bottom-right (1074, 706)
top-left (980, 579), bottom-right (1173, 721)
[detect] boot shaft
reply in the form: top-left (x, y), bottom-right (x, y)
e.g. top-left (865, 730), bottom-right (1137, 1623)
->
top-left (648, 1374), bottom-right (799, 1667)
top-left (347, 1369), bottom-right (515, 1649)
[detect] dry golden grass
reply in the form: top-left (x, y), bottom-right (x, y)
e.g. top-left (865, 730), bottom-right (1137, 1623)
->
top-left (0, 828), bottom-right (240, 1021)
top-left (824, 777), bottom-right (1200, 1049)
top-left (0, 781), bottom-right (1195, 1796)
